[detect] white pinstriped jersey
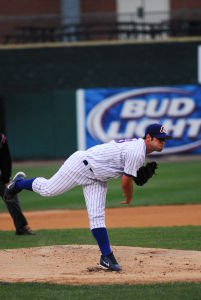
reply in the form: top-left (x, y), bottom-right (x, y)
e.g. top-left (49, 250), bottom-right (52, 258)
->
top-left (85, 138), bottom-right (146, 181)
top-left (32, 138), bottom-right (146, 229)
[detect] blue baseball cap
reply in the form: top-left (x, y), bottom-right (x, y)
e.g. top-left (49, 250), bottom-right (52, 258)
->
top-left (144, 124), bottom-right (172, 140)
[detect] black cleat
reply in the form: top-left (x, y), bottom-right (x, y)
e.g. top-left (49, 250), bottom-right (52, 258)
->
top-left (16, 225), bottom-right (36, 236)
top-left (99, 252), bottom-right (121, 271)
top-left (4, 172), bottom-right (26, 201)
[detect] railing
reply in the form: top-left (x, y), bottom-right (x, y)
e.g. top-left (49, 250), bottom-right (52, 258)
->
top-left (1, 9), bottom-right (201, 44)
top-left (3, 20), bottom-right (201, 44)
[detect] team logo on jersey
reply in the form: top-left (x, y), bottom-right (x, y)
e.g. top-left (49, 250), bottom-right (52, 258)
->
top-left (77, 86), bottom-right (201, 154)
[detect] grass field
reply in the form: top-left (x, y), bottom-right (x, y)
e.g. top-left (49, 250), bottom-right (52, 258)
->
top-left (0, 226), bottom-right (201, 251)
top-left (0, 159), bottom-right (201, 299)
top-left (1, 282), bottom-right (201, 300)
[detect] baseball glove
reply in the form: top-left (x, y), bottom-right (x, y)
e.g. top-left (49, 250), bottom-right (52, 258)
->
top-left (133, 162), bottom-right (158, 186)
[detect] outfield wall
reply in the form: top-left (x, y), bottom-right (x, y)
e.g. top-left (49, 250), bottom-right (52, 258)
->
top-left (3, 90), bottom-right (76, 159)
top-left (1, 39), bottom-right (201, 159)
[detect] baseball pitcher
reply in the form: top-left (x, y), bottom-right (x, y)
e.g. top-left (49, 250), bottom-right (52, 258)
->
top-left (4, 123), bottom-right (171, 270)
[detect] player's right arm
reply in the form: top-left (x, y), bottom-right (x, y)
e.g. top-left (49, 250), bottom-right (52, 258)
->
top-left (120, 174), bottom-right (133, 205)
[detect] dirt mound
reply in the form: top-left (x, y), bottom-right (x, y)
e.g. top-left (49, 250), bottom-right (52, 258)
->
top-left (1, 245), bottom-right (201, 285)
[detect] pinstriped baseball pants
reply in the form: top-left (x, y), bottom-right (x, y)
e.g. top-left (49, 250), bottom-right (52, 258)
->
top-left (32, 151), bottom-right (107, 229)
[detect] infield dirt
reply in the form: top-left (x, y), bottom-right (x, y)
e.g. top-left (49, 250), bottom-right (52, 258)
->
top-left (0, 245), bottom-right (201, 285)
top-left (1, 204), bottom-right (201, 230)
top-left (0, 204), bottom-right (201, 285)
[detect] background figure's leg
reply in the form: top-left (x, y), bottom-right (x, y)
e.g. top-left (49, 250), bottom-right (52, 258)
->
top-left (4, 194), bottom-right (27, 230)
top-left (0, 180), bottom-right (27, 232)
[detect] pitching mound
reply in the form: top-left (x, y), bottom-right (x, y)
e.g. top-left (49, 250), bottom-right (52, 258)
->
top-left (0, 245), bottom-right (201, 285)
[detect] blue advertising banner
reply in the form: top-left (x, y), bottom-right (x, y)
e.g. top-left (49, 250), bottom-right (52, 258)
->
top-left (76, 86), bottom-right (201, 155)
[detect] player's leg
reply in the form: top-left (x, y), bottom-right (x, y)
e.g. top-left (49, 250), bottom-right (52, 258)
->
top-left (32, 170), bottom-right (78, 196)
top-left (4, 168), bottom-right (77, 200)
top-left (0, 177), bottom-right (34, 235)
top-left (5, 194), bottom-right (34, 235)
top-left (83, 181), bottom-right (121, 271)
top-left (4, 152), bottom-right (88, 199)
top-left (32, 154), bottom-right (93, 196)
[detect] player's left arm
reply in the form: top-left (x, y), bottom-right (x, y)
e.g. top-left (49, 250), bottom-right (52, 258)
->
top-left (120, 174), bottom-right (133, 205)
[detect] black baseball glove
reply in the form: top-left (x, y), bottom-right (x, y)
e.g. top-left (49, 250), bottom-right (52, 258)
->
top-left (133, 162), bottom-right (158, 186)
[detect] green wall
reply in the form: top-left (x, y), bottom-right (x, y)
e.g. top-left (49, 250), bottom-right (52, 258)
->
top-left (1, 39), bottom-right (200, 159)
top-left (4, 90), bottom-right (76, 159)
top-left (0, 41), bottom-right (200, 94)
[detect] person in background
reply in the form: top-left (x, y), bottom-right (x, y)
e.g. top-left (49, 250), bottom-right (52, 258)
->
top-left (0, 132), bottom-right (34, 235)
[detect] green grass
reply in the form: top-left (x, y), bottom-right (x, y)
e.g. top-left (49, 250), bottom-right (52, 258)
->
top-left (0, 282), bottom-right (201, 300)
top-left (0, 226), bottom-right (200, 251)
top-left (0, 160), bottom-right (200, 212)
top-left (1, 160), bottom-right (201, 299)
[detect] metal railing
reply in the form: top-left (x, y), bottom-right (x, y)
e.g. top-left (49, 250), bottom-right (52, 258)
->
top-left (1, 9), bottom-right (201, 44)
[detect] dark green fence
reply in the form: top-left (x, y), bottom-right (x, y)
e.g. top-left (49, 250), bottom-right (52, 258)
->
top-left (4, 90), bottom-right (76, 159)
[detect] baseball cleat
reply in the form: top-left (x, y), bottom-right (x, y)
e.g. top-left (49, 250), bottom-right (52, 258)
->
top-left (99, 252), bottom-right (121, 271)
top-left (4, 172), bottom-right (26, 201)
top-left (16, 225), bottom-right (36, 236)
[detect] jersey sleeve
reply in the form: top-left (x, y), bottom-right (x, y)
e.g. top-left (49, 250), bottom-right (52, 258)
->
top-left (124, 149), bottom-right (145, 177)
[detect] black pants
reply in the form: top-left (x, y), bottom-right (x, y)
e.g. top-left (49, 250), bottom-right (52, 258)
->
top-left (0, 179), bottom-right (27, 232)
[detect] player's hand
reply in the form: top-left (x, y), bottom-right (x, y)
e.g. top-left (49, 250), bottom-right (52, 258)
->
top-left (120, 198), bottom-right (132, 205)
top-left (121, 175), bottom-right (133, 205)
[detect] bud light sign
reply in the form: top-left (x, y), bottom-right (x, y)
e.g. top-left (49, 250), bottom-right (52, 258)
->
top-left (76, 86), bottom-right (201, 155)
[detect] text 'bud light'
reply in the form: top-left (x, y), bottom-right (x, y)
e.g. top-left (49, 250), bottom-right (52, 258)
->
top-left (76, 86), bottom-right (201, 155)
